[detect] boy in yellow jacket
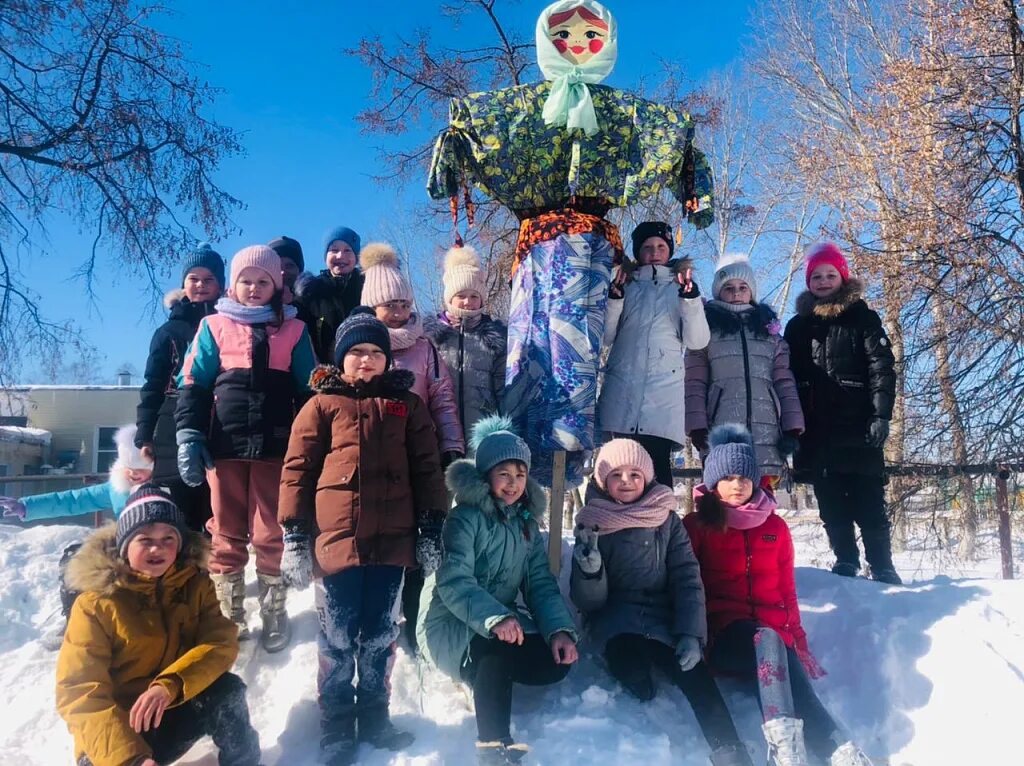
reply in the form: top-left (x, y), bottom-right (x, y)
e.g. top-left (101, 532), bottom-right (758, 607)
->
top-left (55, 484), bottom-right (261, 766)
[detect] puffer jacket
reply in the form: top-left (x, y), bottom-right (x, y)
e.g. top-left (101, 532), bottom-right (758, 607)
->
top-left (685, 301), bottom-right (804, 476)
top-left (135, 290), bottom-right (217, 483)
top-left (783, 279), bottom-right (896, 477)
top-left (56, 526), bottom-right (237, 766)
top-left (570, 484), bottom-right (705, 649)
top-left (598, 262), bottom-right (711, 445)
top-left (293, 268), bottom-right (366, 363)
top-left (423, 312), bottom-right (507, 446)
top-left (683, 486), bottom-right (810, 658)
top-left (18, 462), bottom-right (134, 522)
top-left (175, 307), bottom-right (317, 461)
top-left (278, 367), bottom-right (448, 576)
top-left (417, 459), bottom-right (578, 679)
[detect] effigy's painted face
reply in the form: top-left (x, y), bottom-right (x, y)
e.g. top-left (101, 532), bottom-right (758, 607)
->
top-left (547, 11), bottom-right (607, 65)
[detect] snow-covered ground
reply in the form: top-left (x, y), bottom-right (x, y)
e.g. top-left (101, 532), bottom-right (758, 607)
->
top-left (1, 512), bottom-right (1022, 765)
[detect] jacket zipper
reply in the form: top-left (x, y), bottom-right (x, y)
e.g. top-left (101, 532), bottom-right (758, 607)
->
top-left (744, 531), bottom-right (756, 619)
top-left (739, 326), bottom-right (753, 432)
top-left (457, 325), bottom-right (466, 436)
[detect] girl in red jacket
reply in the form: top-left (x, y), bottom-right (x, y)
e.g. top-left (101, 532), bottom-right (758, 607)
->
top-left (684, 425), bottom-right (872, 766)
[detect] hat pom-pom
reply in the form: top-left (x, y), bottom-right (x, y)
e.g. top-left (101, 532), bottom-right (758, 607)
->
top-left (444, 245), bottom-right (480, 270)
top-left (709, 423), bottom-right (754, 449)
top-left (470, 415), bottom-right (517, 452)
top-left (359, 242), bottom-right (399, 270)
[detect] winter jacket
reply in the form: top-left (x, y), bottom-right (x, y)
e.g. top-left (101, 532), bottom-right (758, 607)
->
top-left (683, 486), bottom-right (810, 658)
top-left (783, 279), bottom-right (896, 477)
top-left (136, 290), bottom-right (217, 482)
top-left (685, 301), bottom-right (804, 476)
top-left (293, 269), bottom-right (365, 363)
top-left (570, 485), bottom-right (706, 649)
top-left (175, 310), bottom-right (317, 461)
top-left (278, 367), bottom-right (448, 576)
top-left (392, 330), bottom-right (466, 455)
top-left (56, 526), bottom-right (238, 766)
top-left (417, 460), bottom-right (578, 679)
top-left (424, 313), bottom-right (508, 446)
top-left (18, 465), bottom-right (134, 523)
top-left (598, 262), bottom-right (711, 446)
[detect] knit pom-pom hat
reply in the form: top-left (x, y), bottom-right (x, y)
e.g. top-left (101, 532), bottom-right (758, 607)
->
top-left (443, 245), bottom-right (488, 312)
top-left (360, 242), bottom-right (414, 306)
top-left (703, 424), bottom-right (760, 489)
top-left (116, 484), bottom-right (189, 558)
top-left (180, 242), bottom-right (225, 289)
top-left (472, 415), bottom-right (531, 474)
top-left (712, 253), bottom-right (758, 302)
top-left (229, 245), bottom-right (283, 291)
top-left (804, 242), bottom-right (850, 287)
top-left (592, 438), bottom-right (655, 489)
top-left (333, 306), bottom-right (392, 368)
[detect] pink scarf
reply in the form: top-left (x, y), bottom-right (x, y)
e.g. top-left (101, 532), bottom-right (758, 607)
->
top-left (388, 312), bottom-right (424, 351)
top-left (577, 483), bottom-right (676, 533)
top-left (693, 484), bottom-right (776, 530)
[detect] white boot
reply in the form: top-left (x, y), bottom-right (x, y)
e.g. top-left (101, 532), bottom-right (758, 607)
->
top-left (762, 717), bottom-right (810, 766)
top-left (210, 571), bottom-right (250, 640)
top-left (257, 572), bottom-right (291, 652)
top-left (830, 741), bottom-right (874, 766)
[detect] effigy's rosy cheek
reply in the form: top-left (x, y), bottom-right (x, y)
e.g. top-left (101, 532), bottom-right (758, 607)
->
top-left (589, 39), bottom-right (604, 54)
top-left (553, 38), bottom-right (568, 52)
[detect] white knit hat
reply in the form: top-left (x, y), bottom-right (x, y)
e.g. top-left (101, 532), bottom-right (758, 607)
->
top-left (443, 245), bottom-right (488, 306)
top-left (712, 253), bottom-right (758, 302)
top-left (114, 424), bottom-right (152, 470)
top-left (359, 242), bottom-right (414, 307)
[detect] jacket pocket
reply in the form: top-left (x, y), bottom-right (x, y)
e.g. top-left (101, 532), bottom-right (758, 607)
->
top-left (318, 462), bottom-right (358, 490)
top-left (709, 384), bottom-right (725, 421)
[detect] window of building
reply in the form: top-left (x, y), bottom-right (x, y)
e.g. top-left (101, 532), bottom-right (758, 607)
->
top-left (95, 426), bottom-right (120, 472)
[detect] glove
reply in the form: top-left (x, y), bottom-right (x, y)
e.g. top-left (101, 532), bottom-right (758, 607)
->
top-left (176, 429), bottom-right (213, 487)
top-left (280, 524), bottom-right (313, 590)
top-left (867, 418), bottom-right (889, 449)
top-left (441, 450), bottom-right (463, 470)
top-left (416, 511), bottom-right (445, 575)
top-left (0, 496), bottom-right (26, 521)
top-left (689, 429), bottom-right (709, 452)
top-left (776, 431), bottom-right (801, 458)
top-left (678, 280), bottom-right (701, 299)
top-left (573, 524), bottom-right (602, 575)
top-left (676, 635), bottom-right (703, 672)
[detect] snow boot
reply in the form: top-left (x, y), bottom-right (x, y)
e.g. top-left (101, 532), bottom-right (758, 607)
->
top-left (861, 527), bottom-right (901, 585)
top-left (321, 715), bottom-right (357, 766)
top-left (476, 739), bottom-right (529, 765)
top-left (256, 572), bottom-right (291, 652)
top-left (210, 571), bottom-right (250, 640)
top-left (823, 523), bottom-right (860, 574)
top-left (830, 561), bottom-right (859, 578)
top-left (763, 717), bottom-right (810, 766)
top-left (870, 568), bottom-right (902, 585)
top-left (829, 741), bottom-right (874, 765)
top-left (709, 743), bottom-right (754, 766)
top-left (357, 701), bottom-right (415, 751)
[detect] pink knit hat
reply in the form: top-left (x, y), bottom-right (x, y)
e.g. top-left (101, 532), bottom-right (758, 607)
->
top-left (360, 242), bottom-right (414, 306)
top-left (230, 245), bottom-right (283, 291)
top-left (593, 438), bottom-right (656, 489)
top-left (804, 242), bottom-right (850, 287)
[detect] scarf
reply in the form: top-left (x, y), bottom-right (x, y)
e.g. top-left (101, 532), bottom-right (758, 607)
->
top-left (723, 488), bottom-right (776, 530)
top-left (388, 312), bottom-right (424, 351)
top-left (535, 0), bottom-right (618, 137)
top-left (215, 297), bottom-right (296, 325)
top-left (576, 483), bottom-right (675, 533)
top-left (444, 307), bottom-right (485, 327)
top-left (707, 299), bottom-right (754, 314)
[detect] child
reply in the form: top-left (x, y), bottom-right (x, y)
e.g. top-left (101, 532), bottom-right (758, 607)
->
top-left (56, 484), bottom-right (261, 766)
top-left (684, 426), bottom-right (872, 766)
top-left (136, 242), bottom-right (223, 531)
top-left (571, 438), bottom-right (752, 766)
top-left (424, 245), bottom-right (508, 446)
top-left (783, 243), bottom-right (899, 584)
top-left (175, 245), bottom-right (316, 651)
top-left (278, 310), bottom-right (448, 766)
top-left (268, 235), bottom-right (306, 292)
top-left (418, 416), bottom-right (579, 765)
top-left (293, 226), bottom-right (365, 363)
top-left (598, 221), bottom-right (710, 487)
top-left (685, 254), bottom-right (804, 485)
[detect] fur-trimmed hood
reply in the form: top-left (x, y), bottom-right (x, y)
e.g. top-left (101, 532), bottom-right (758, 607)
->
top-left (294, 268), bottom-right (362, 301)
top-left (705, 300), bottom-right (780, 337)
top-left (309, 365), bottom-right (415, 398)
top-left (795, 277), bottom-right (866, 320)
top-left (163, 288), bottom-right (217, 322)
top-left (64, 523), bottom-right (209, 596)
top-left (445, 459), bottom-right (547, 523)
top-left (423, 312), bottom-right (507, 355)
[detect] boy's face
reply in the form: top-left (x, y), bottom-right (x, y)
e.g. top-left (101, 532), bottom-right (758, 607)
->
top-left (375, 300), bottom-right (412, 329)
top-left (809, 264), bottom-right (843, 298)
top-left (342, 342), bottom-right (388, 381)
top-left (637, 236), bottom-right (671, 266)
top-left (326, 240), bottom-right (357, 276)
top-left (719, 279), bottom-right (752, 305)
top-left (280, 256), bottom-right (301, 286)
top-left (605, 466), bottom-right (646, 504)
top-left (488, 460), bottom-right (528, 506)
top-left (450, 290), bottom-right (483, 312)
top-left (714, 475), bottom-right (755, 507)
top-left (232, 266), bottom-right (275, 307)
top-left (125, 467), bottom-right (153, 485)
top-left (125, 522), bottom-right (181, 578)
top-left (183, 267), bottom-right (220, 303)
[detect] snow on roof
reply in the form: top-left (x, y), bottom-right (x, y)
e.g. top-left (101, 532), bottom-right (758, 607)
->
top-left (0, 425), bottom-right (51, 445)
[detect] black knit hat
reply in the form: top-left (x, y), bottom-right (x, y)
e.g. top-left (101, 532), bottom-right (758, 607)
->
top-left (631, 221), bottom-right (674, 260)
top-left (116, 484), bottom-right (190, 558)
top-left (333, 307), bottom-right (392, 369)
top-left (268, 235), bottom-right (304, 272)
top-left (180, 242), bottom-right (226, 288)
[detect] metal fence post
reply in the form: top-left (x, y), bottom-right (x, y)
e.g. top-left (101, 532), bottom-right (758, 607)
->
top-left (996, 467), bottom-right (1013, 580)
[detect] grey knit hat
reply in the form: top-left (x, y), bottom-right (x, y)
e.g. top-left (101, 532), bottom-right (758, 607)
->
top-left (116, 483), bottom-right (190, 558)
top-left (712, 253), bottom-right (758, 302)
top-left (703, 425), bottom-right (760, 489)
top-left (472, 415), bottom-right (531, 474)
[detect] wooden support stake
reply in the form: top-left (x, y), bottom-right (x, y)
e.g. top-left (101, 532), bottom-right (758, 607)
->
top-left (548, 451), bottom-right (567, 575)
top-left (996, 468), bottom-right (1013, 580)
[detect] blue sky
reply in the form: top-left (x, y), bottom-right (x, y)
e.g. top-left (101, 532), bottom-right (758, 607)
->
top-left (17, 0), bottom-right (754, 382)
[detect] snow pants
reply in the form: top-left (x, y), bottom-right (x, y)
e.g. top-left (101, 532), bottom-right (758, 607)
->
top-left (605, 633), bottom-right (744, 752)
top-left (813, 473), bottom-right (894, 573)
top-left (76, 673), bottom-right (260, 766)
top-left (205, 458), bottom-right (284, 576)
top-left (461, 633), bottom-right (572, 742)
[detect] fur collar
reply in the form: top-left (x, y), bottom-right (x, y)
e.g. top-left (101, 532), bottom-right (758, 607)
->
top-left (65, 524), bottom-right (209, 596)
top-left (445, 459), bottom-right (547, 522)
top-left (164, 289), bottom-right (217, 322)
top-left (424, 313), bottom-right (507, 355)
top-left (705, 301), bottom-right (779, 337)
top-left (309, 365), bottom-right (415, 398)
top-left (164, 288), bottom-right (186, 310)
top-left (795, 278), bottom-right (865, 319)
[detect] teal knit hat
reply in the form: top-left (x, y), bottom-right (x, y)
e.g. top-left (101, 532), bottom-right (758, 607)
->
top-left (472, 416), bottom-right (531, 474)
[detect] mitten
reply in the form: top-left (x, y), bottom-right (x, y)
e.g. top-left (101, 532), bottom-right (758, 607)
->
top-left (689, 429), bottom-right (709, 452)
top-left (678, 280), bottom-right (701, 299)
top-left (441, 450), bottom-right (463, 470)
top-left (776, 431), bottom-right (801, 458)
top-left (176, 429), bottom-right (213, 488)
top-left (675, 635), bottom-right (703, 672)
top-left (416, 511), bottom-right (445, 575)
top-left (608, 280), bottom-right (625, 300)
top-left (573, 524), bottom-right (602, 575)
top-left (867, 418), bottom-right (889, 449)
top-left (280, 522), bottom-right (313, 590)
top-left (0, 496), bottom-right (26, 520)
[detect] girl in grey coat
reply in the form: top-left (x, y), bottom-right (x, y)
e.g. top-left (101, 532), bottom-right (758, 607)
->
top-left (685, 254), bottom-right (804, 482)
top-left (570, 439), bottom-right (752, 766)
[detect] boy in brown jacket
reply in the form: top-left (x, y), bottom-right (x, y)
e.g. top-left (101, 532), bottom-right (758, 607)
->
top-left (55, 484), bottom-right (260, 766)
top-left (278, 308), bottom-right (447, 766)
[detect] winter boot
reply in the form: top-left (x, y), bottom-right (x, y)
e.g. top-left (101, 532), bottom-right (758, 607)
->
top-left (321, 712), bottom-right (357, 766)
top-left (210, 571), bottom-right (250, 640)
top-left (256, 572), bottom-right (291, 652)
top-left (709, 743), bottom-right (754, 766)
top-left (831, 561), bottom-right (859, 578)
top-left (762, 717), bottom-right (810, 766)
top-left (357, 701), bottom-right (415, 751)
top-left (829, 741), bottom-right (874, 765)
top-left (823, 524), bottom-right (860, 576)
top-left (476, 739), bottom-right (529, 765)
top-left (861, 527), bottom-right (902, 585)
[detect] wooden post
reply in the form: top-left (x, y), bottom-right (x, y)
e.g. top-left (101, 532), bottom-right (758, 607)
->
top-left (548, 451), bottom-right (566, 575)
top-left (996, 468), bottom-right (1013, 580)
